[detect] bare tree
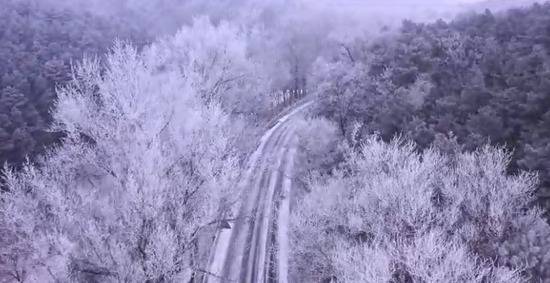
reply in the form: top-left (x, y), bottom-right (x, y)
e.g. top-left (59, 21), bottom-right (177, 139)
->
top-left (0, 18), bottom-right (263, 281)
top-left (292, 135), bottom-right (548, 282)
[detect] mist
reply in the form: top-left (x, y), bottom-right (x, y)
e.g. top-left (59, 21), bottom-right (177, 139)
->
top-left (28, 0), bottom-right (537, 38)
top-left (2, 0), bottom-right (550, 282)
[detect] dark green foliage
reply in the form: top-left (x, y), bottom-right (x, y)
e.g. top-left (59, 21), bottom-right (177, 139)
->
top-left (315, 3), bottom-right (550, 216)
top-left (0, 0), bottom-right (146, 166)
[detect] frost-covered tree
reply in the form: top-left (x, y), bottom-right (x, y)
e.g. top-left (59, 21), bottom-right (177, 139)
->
top-left (151, 17), bottom-right (272, 120)
top-left (311, 4), bottom-right (550, 216)
top-left (292, 136), bottom-right (550, 282)
top-left (0, 0), bottom-right (145, 167)
top-left (0, 24), bottom-right (247, 281)
top-left (295, 116), bottom-right (341, 176)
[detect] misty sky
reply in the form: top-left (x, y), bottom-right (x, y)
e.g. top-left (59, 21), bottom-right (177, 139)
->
top-left (334, 0), bottom-right (484, 5)
top-left (326, 0), bottom-right (521, 8)
top-left (313, 0), bottom-right (537, 24)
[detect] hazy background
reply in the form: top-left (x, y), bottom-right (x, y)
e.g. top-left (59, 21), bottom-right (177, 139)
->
top-left (28, 0), bottom-right (539, 37)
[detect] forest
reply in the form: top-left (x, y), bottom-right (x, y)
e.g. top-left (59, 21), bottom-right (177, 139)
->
top-left (1, 0), bottom-right (550, 282)
top-left (0, 0), bottom-right (148, 166)
top-left (312, 3), bottom-right (550, 216)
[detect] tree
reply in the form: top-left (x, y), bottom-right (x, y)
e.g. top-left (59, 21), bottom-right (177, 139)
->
top-left (151, 17), bottom-right (272, 119)
top-left (0, 36), bottom-right (242, 281)
top-left (0, 0), bottom-right (146, 167)
top-left (311, 3), bottom-right (550, 217)
top-left (292, 136), bottom-right (550, 282)
top-left (0, 86), bottom-right (43, 164)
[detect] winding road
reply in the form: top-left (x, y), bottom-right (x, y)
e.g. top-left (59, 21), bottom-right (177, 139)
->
top-left (205, 102), bottom-right (311, 283)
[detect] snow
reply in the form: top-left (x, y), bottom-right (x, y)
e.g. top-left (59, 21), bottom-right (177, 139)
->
top-left (277, 144), bottom-right (297, 283)
top-left (206, 101), bottom-right (312, 282)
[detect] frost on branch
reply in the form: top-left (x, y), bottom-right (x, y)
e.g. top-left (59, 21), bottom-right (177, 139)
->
top-left (149, 17), bottom-right (272, 120)
top-left (0, 38), bottom-right (241, 281)
top-left (291, 136), bottom-right (550, 282)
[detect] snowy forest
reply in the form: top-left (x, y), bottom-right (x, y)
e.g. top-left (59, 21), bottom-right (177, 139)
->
top-left (1, 0), bottom-right (550, 282)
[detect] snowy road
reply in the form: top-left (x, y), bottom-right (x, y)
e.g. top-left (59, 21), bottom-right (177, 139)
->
top-left (206, 102), bottom-right (311, 283)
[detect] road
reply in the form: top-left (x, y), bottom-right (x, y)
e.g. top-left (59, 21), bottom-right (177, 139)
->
top-left (205, 102), bottom-right (311, 283)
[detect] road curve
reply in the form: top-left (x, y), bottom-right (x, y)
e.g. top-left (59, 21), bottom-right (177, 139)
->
top-left (206, 102), bottom-right (311, 283)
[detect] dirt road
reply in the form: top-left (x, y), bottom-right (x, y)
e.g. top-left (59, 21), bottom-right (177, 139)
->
top-left (206, 102), bottom-right (311, 283)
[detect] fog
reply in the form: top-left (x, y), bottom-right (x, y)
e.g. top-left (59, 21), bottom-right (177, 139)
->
top-left (14, 0), bottom-right (541, 99)
top-left (27, 0), bottom-right (539, 93)
top-left (31, 0), bottom-right (538, 38)
top-left (3, 0), bottom-right (550, 282)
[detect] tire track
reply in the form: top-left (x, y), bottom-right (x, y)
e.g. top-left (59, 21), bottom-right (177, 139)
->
top-left (224, 122), bottom-right (293, 281)
top-left (247, 123), bottom-right (296, 282)
top-left (206, 102), bottom-right (311, 283)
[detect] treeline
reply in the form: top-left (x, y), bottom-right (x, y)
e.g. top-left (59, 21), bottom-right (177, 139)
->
top-left (0, 0), bottom-right (146, 166)
top-left (313, 2), bottom-right (550, 214)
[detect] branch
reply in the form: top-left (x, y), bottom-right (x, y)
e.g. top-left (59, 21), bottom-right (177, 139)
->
top-left (340, 44), bottom-right (355, 64)
top-left (208, 74), bottom-right (246, 101)
top-left (192, 267), bottom-right (239, 282)
top-left (190, 216), bottom-right (252, 240)
top-left (157, 110), bottom-right (175, 138)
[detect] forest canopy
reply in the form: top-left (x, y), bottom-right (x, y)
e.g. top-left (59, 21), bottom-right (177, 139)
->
top-left (312, 2), bottom-right (550, 215)
top-left (0, 0), bottom-right (147, 166)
